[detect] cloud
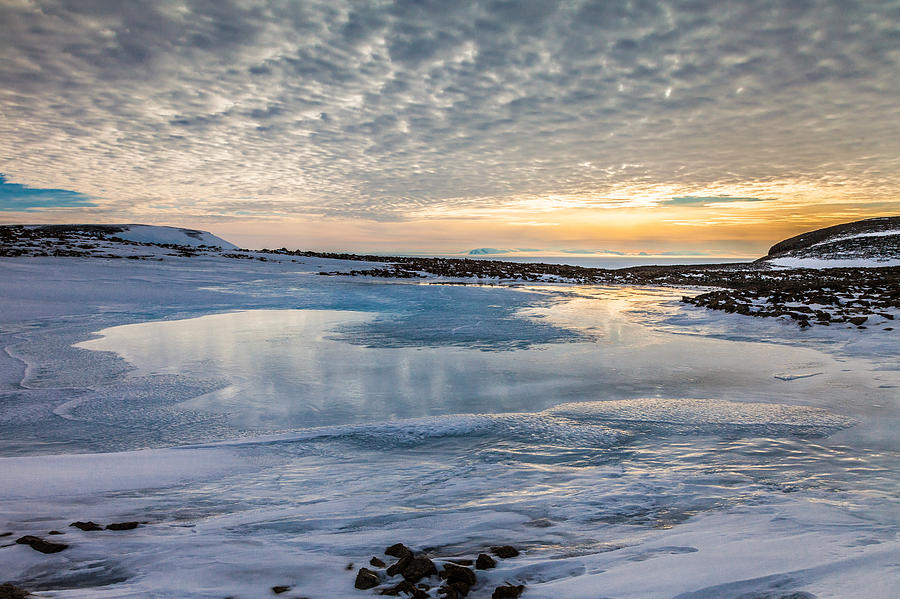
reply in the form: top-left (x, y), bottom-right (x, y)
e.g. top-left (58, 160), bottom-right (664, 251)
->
top-left (665, 196), bottom-right (773, 206)
top-left (0, 0), bottom-right (898, 224)
top-left (0, 174), bottom-right (96, 212)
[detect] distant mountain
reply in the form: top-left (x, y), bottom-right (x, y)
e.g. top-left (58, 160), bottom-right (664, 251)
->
top-left (468, 248), bottom-right (510, 255)
top-left (21, 224), bottom-right (238, 249)
top-left (760, 216), bottom-right (900, 268)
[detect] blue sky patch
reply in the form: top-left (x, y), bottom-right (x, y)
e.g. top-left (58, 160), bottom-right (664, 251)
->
top-left (0, 174), bottom-right (96, 212)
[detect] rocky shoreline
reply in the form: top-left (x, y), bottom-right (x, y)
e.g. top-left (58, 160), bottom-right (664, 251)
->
top-left (2, 224), bottom-right (898, 329)
top-left (2, 526), bottom-right (526, 599)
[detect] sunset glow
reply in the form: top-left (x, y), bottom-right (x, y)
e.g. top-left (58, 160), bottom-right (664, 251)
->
top-left (2, 1), bottom-right (898, 255)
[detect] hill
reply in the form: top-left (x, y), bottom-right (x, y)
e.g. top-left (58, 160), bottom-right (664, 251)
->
top-left (15, 224), bottom-right (237, 250)
top-left (760, 216), bottom-right (900, 268)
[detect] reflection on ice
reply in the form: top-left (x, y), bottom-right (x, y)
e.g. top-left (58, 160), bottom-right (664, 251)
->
top-left (1, 280), bottom-right (897, 598)
top-left (70, 295), bottom-right (868, 441)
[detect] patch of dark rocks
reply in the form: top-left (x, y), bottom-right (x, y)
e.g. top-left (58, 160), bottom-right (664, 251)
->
top-left (14, 536), bottom-right (68, 554)
top-left (681, 270), bottom-right (899, 328)
top-left (0, 583), bottom-right (31, 599)
top-left (353, 543), bottom-right (525, 598)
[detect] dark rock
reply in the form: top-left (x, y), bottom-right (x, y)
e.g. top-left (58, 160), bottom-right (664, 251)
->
top-left (387, 555), bottom-right (411, 577)
top-left (438, 585), bottom-right (459, 599)
top-left (490, 546), bottom-right (520, 558)
top-left (0, 583), bottom-right (30, 599)
top-left (271, 585), bottom-right (291, 594)
top-left (401, 557), bottom-right (438, 583)
top-left (105, 522), bottom-right (139, 531)
top-left (450, 580), bottom-right (470, 596)
top-left (370, 556), bottom-right (386, 568)
top-left (385, 543), bottom-right (413, 559)
top-left (379, 580), bottom-right (414, 595)
top-left (15, 535), bottom-right (68, 554)
top-left (355, 568), bottom-right (380, 590)
top-left (492, 584), bottom-right (525, 598)
top-left (346, 563), bottom-right (354, 570)
top-left (0, 532), bottom-right (11, 537)
top-left (70, 521), bottom-right (103, 531)
top-left (47, 531), bottom-right (64, 535)
top-left (848, 316), bottom-right (868, 326)
top-left (441, 563), bottom-right (476, 586)
top-left (476, 554), bottom-right (497, 569)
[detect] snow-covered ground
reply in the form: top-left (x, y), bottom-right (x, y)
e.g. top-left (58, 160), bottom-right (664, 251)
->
top-left (0, 252), bottom-right (898, 598)
top-left (768, 256), bottom-right (900, 268)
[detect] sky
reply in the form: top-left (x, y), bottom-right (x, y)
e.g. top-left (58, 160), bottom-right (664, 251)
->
top-left (1, 0), bottom-right (899, 256)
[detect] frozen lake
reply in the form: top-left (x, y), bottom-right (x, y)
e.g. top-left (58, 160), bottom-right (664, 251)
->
top-left (1, 256), bottom-right (898, 598)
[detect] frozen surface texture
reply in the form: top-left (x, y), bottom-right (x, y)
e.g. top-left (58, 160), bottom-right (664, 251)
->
top-left (0, 252), bottom-right (898, 598)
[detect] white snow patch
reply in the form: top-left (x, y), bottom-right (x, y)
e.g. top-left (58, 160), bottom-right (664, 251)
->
top-left (769, 256), bottom-right (900, 269)
top-left (112, 224), bottom-right (238, 249)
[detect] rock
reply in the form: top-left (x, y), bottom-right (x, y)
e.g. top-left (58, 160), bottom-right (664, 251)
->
top-left (848, 316), bottom-right (868, 325)
top-left (15, 535), bottom-right (68, 554)
top-left (105, 522), bottom-right (139, 531)
top-left (370, 556), bottom-right (386, 568)
top-left (386, 555), bottom-right (411, 577)
top-left (354, 568), bottom-right (380, 590)
top-left (346, 563), bottom-right (354, 570)
top-left (441, 563), bottom-right (476, 586)
top-left (449, 580), bottom-right (470, 596)
top-left (379, 580), bottom-right (415, 596)
top-left (476, 554), bottom-right (497, 569)
top-left (492, 584), bottom-right (525, 598)
top-left (271, 585), bottom-right (291, 594)
top-left (490, 545), bottom-right (520, 558)
top-left (385, 543), bottom-right (413, 559)
top-left (438, 585), bottom-right (460, 599)
top-left (0, 583), bottom-right (31, 598)
top-left (70, 521), bottom-right (103, 531)
top-left (401, 557), bottom-right (438, 583)
top-left (0, 532), bottom-right (12, 537)
top-left (47, 531), bottom-right (64, 535)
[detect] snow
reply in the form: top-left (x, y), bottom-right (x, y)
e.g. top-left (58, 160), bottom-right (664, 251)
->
top-left (0, 245), bottom-right (898, 598)
top-left (769, 256), bottom-right (900, 268)
top-left (109, 224), bottom-right (238, 249)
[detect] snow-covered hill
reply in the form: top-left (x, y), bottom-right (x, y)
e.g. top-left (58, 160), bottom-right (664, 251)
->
top-left (760, 216), bottom-right (900, 268)
top-left (21, 224), bottom-right (238, 250)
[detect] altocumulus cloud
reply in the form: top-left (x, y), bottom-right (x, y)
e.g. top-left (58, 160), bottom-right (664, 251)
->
top-left (0, 0), bottom-right (898, 220)
top-left (0, 174), bottom-right (96, 212)
top-left (665, 196), bottom-right (772, 206)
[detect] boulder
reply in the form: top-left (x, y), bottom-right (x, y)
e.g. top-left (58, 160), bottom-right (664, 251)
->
top-left (0, 583), bottom-right (31, 599)
top-left (271, 585), bottom-right (291, 594)
top-left (401, 557), bottom-right (438, 583)
top-left (441, 563), bottom-right (476, 586)
top-left (370, 556), bottom-right (386, 568)
top-left (385, 543), bottom-right (413, 559)
top-left (379, 580), bottom-right (414, 596)
top-left (15, 536), bottom-right (68, 554)
top-left (386, 555), bottom-right (411, 577)
top-left (105, 522), bottom-right (139, 531)
top-left (848, 316), bottom-right (868, 326)
top-left (490, 546), bottom-right (520, 558)
top-left (354, 568), bottom-right (380, 590)
top-left (70, 521), bottom-right (103, 531)
top-left (476, 554), bottom-right (497, 570)
top-left (492, 584), bottom-right (525, 598)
